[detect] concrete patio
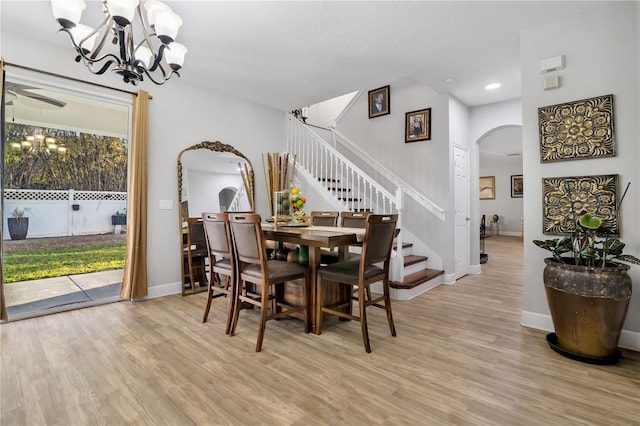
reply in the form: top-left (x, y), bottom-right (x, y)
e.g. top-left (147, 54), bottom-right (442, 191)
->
top-left (4, 269), bottom-right (124, 318)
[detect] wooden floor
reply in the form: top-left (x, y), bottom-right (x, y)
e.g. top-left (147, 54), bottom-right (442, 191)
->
top-left (1, 236), bottom-right (639, 425)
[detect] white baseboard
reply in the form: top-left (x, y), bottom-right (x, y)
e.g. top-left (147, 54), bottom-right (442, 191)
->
top-left (521, 310), bottom-right (640, 351)
top-left (490, 231), bottom-right (522, 237)
top-left (135, 281), bottom-right (182, 301)
top-left (468, 264), bottom-right (482, 275)
top-left (442, 273), bottom-right (456, 285)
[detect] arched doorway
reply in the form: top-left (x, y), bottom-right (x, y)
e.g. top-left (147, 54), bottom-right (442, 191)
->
top-left (475, 125), bottom-right (523, 265)
top-left (218, 187), bottom-right (237, 212)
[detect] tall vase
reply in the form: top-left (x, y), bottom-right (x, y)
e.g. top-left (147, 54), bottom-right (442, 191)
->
top-left (273, 190), bottom-right (290, 224)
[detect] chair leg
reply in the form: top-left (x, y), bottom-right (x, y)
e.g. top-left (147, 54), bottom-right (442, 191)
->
top-left (229, 280), bottom-right (243, 337)
top-left (202, 284), bottom-right (214, 323)
top-left (224, 275), bottom-right (234, 335)
top-left (383, 278), bottom-right (397, 337)
top-left (255, 284), bottom-right (270, 352)
top-left (188, 252), bottom-right (196, 289)
top-left (203, 269), bottom-right (222, 323)
top-left (359, 284), bottom-right (371, 353)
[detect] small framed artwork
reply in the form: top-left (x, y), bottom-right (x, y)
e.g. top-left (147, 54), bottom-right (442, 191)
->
top-left (405, 108), bottom-right (431, 143)
top-left (368, 85), bottom-right (390, 119)
top-left (511, 175), bottom-right (523, 198)
top-left (479, 176), bottom-right (495, 200)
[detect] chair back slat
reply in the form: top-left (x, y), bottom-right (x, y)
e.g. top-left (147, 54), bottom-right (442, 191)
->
top-left (362, 214), bottom-right (398, 264)
top-left (202, 212), bottom-right (232, 258)
top-left (340, 211), bottom-right (372, 228)
top-left (310, 211), bottom-right (339, 227)
top-left (229, 213), bottom-right (265, 265)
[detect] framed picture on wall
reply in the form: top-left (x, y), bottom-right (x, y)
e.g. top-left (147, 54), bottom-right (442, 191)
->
top-left (405, 108), bottom-right (431, 143)
top-left (368, 85), bottom-right (390, 118)
top-left (479, 176), bottom-right (495, 200)
top-left (511, 175), bottom-right (523, 198)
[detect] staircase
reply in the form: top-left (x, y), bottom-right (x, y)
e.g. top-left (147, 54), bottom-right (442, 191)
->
top-left (286, 115), bottom-right (445, 300)
top-left (386, 242), bottom-right (444, 300)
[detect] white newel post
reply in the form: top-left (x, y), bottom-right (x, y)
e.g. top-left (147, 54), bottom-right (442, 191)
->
top-left (390, 187), bottom-right (404, 282)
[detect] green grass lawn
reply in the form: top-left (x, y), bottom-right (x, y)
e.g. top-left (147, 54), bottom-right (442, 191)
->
top-left (3, 244), bottom-right (126, 283)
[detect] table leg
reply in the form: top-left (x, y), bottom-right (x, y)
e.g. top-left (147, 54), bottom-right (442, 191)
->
top-left (308, 246), bottom-right (320, 334)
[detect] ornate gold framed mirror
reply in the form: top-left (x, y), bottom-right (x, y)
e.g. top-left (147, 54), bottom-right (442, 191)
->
top-left (177, 140), bottom-right (254, 295)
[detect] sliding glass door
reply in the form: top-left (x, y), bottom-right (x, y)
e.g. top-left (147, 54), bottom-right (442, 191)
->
top-left (2, 70), bottom-right (131, 320)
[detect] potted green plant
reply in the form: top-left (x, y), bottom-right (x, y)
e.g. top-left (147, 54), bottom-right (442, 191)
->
top-left (533, 183), bottom-right (639, 364)
top-left (111, 209), bottom-right (127, 226)
top-left (7, 207), bottom-right (31, 240)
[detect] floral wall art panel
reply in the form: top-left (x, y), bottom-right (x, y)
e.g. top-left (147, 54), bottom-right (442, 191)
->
top-left (542, 174), bottom-right (618, 235)
top-left (538, 94), bottom-right (615, 162)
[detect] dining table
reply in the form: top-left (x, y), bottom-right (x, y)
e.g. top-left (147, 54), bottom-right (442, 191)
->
top-left (261, 223), bottom-right (366, 334)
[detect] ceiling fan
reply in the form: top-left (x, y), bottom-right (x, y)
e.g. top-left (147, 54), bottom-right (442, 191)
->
top-left (4, 82), bottom-right (66, 108)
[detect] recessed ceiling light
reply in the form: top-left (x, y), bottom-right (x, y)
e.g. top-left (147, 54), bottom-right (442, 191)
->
top-left (485, 83), bottom-right (501, 90)
top-left (443, 78), bottom-right (457, 85)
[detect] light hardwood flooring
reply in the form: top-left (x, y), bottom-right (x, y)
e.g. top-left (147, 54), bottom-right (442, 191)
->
top-left (1, 236), bottom-right (639, 425)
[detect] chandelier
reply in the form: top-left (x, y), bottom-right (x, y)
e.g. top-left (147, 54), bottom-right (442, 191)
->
top-left (10, 133), bottom-right (67, 154)
top-left (51, 0), bottom-right (188, 86)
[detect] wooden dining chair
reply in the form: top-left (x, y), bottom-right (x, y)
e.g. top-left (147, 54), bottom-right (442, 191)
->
top-left (228, 213), bottom-right (310, 352)
top-left (339, 210), bottom-right (373, 263)
top-left (201, 212), bottom-right (235, 333)
top-left (339, 211), bottom-right (371, 229)
top-left (310, 211), bottom-right (340, 264)
top-left (316, 214), bottom-right (398, 353)
top-left (310, 211), bottom-right (339, 227)
top-left (185, 218), bottom-right (209, 291)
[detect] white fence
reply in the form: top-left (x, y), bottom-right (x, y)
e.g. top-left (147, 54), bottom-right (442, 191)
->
top-left (3, 189), bottom-right (127, 240)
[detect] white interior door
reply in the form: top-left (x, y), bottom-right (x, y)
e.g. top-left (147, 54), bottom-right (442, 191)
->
top-left (454, 145), bottom-right (470, 280)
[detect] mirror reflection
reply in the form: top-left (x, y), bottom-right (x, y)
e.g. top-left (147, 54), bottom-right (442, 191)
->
top-left (178, 141), bottom-right (254, 295)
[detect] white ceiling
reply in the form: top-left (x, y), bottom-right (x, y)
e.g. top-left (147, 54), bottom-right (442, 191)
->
top-left (1, 1), bottom-right (612, 111)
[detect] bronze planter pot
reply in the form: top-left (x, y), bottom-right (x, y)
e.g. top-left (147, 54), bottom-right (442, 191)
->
top-left (543, 258), bottom-right (631, 362)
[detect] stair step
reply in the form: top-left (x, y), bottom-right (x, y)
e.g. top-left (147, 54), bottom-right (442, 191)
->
top-left (403, 255), bottom-right (428, 267)
top-left (393, 242), bottom-right (413, 250)
top-left (338, 197), bottom-right (362, 202)
top-left (327, 187), bottom-right (351, 192)
top-left (318, 177), bottom-right (340, 183)
top-left (391, 268), bottom-right (444, 289)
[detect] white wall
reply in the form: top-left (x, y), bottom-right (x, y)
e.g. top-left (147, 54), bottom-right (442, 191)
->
top-left (336, 76), bottom-right (454, 272)
top-left (307, 91), bottom-right (357, 128)
top-left (520, 2), bottom-right (640, 347)
top-left (1, 31), bottom-right (286, 297)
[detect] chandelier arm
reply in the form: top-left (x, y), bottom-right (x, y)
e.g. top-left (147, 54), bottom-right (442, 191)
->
top-left (89, 15), bottom-right (112, 61)
top-left (91, 59), bottom-right (119, 76)
top-left (135, 4), bottom-right (158, 52)
top-left (141, 65), bottom-right (179, 85)
top-left (80, 52), bottom-right (123, 67)
top-left (62, 28), bottom-right (124, 68)
top-left (147, 44), bottom-right (166, 72)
